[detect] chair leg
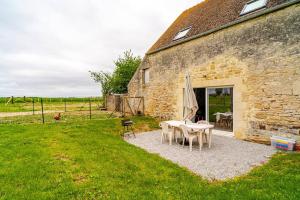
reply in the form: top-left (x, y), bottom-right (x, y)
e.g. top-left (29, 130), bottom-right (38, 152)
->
top-left (204, 133), bottom-right (208, 143)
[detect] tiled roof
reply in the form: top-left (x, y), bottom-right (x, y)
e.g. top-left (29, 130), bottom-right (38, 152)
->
top-left (148, 0), bottom-right (291, 54)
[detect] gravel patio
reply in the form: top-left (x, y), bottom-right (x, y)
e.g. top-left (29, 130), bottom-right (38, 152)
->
top-left (126, 130), bottom-right (276, 180)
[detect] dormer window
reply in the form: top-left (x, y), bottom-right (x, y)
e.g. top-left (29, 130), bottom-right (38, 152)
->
top-left (240, 0), bottom-right (268, 16)
top-left (173, 27), bottom-right (191, 41)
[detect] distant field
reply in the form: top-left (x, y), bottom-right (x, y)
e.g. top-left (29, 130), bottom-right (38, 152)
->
top-left (0, 110), bottom-right (111, 124)
top-left (0, 97), bottom-right (103, 113)
top-left (0, 97), bottom-right (103, 103)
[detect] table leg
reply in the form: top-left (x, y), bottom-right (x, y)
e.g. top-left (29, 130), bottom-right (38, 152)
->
top-left (174, 127), bottom-right (177, 143)
top-left (169, 127), bottom-right (174, 145)
top-left (199, 132), bottom-right (203, 151)
top-left (209, 128), bottom-right (212, 148)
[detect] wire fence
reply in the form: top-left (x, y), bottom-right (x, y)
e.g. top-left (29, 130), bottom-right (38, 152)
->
top-left (0, 96), bottom-right (111, 124)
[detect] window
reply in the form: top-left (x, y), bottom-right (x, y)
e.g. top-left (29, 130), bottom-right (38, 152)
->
top-left (240, 0), bottom-right (268, 15)
top-left (143, 68), bottom-right (150, 84)
top-left (173, 27), bottom-right (191, 41)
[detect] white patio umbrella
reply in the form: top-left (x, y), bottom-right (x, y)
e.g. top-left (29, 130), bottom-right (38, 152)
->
top-left (183, 72), bottom-right (198, 121)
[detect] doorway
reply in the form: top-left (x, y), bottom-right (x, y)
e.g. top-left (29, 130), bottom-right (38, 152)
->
top-left (194, 88), bottom-right (206, 121)
top-left (207, 87), bottom-right (233, 131)
top-left (193, 87), bottom-right (233, 132)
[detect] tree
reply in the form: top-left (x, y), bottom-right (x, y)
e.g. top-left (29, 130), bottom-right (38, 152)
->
top-left (215, 88), bottom-right (223, 96)
top-left (111, 50), bottom-right (141, 94)
top-left (90, 50), bottom-right (141, 98)
top-left (89, 71), bottom-right (113, 106)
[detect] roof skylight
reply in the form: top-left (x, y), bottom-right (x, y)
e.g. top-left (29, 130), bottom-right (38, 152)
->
top-left (240, 0), bottom-right (268, 15)
top-left (173, 27), bottom-right (191, 41)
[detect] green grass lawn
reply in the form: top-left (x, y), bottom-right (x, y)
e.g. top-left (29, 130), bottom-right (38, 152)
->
top-left (0, 117), bottom-right (299, 199)
top-left (0, 111), bottom-right (111, 124)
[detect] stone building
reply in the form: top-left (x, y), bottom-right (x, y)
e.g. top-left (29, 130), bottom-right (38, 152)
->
top-left (128, 0), bottom-right (300, 140)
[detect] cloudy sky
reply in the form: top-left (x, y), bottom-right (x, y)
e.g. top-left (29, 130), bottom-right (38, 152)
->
top-left (0, 0), bottom-right (201, 97)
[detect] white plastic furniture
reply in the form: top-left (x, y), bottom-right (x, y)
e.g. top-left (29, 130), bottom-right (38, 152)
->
top-left (160, 122), bottom-right (172, 144)
top-left (197, 120), bottom-right (209, 143)
top-left (213, 112), bottom-right (233, 128)
top-left (180, 124), bottom-right (199, 152)
top-left (164, 120), bottom-right (214, 151)
top-left (197, 120), bottom-right (210, 125)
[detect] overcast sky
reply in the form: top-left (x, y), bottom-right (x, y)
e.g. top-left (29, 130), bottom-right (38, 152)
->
top-left (0, 0), bottom-right (201, 97)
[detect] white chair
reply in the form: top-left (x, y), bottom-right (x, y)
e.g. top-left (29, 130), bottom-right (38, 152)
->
top-left (160, 122), bottom-right (172, 144)
top-left (197, 120), bottom-right (212, 149)
top-left (185, 119), bottom-right (193, 124)
top-left (180, 125), bottom-right (198, 152)
top-left (173, 127), bottom-right (183, 143)
top-left (197, 120), bottom-right (209, 125)
top-left (197, 120), bottom-right (209, 142)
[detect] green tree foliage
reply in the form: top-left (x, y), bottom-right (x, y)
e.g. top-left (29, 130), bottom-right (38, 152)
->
top-left (111, 50), bottom-right (141, 94)
top-left (90, 71), bottom-right (113, 98)
top-left (90, 50), bottom-right (141, 97)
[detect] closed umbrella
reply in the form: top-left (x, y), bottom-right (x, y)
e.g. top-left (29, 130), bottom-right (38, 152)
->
top-left (183, 72), bottom-right (198, 121)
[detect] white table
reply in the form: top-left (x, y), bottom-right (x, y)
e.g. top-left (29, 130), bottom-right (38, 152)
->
top-left (213, 112), bottom-right (232, 121)
top-left (164, 120), bottom-right (214, 150)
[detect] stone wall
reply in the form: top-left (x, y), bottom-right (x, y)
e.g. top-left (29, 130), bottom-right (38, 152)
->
top-left (128, 4), bottom-right (300, 140)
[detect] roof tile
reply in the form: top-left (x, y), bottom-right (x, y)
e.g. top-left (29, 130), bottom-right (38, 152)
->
top-left (148, 0), bottom-right (290, 53)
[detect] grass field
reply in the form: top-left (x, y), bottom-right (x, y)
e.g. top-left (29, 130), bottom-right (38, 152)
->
top-left (0, 111), bottom-right (110, 124)
top-left (0, 116), bottom-right (299, 199)
top-left (0, 97), bottom-right (103, 112)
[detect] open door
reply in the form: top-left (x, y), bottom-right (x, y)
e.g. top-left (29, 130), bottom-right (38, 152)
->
top-left (194, 88), bottom-right (206, 121)
top-left (193, 87), bottom-right (233, 132)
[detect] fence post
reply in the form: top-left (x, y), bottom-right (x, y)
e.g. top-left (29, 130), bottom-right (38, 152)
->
top-left (32, 98), bottom-right (35, 115)
top-left (41, 98), bottom-right (45, 124)
top-left (64, 98), bottom-right (67, 112)
top-left (89, 98), bottom-right (92, 120)
top-left (24, 96), bottom-right (26, 102)
top-left (11, 96), bottom-right (14, 104)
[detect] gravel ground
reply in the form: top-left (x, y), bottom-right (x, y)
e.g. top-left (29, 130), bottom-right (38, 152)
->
top-left (126, 130), bottom-right (276, 180)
